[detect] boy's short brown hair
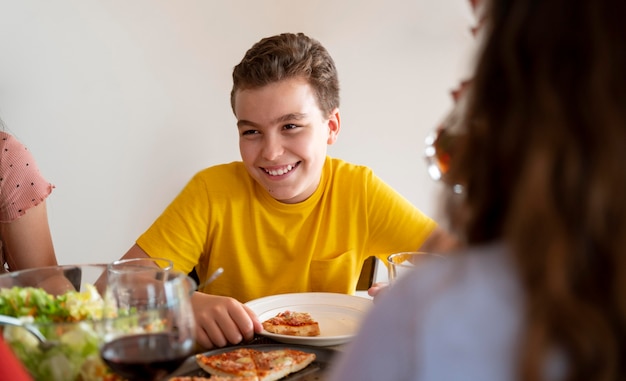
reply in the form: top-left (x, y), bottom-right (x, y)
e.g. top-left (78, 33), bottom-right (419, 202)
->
top-left (230, 32), bottom-right (340, 117)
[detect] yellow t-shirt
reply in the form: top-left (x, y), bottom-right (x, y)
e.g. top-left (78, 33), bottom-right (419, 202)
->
top-left (137, 157), bottom-right (436, 302)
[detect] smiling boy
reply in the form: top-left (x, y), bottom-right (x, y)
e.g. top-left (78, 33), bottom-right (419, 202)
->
top-left (120, 32), bottom-right (450, 349)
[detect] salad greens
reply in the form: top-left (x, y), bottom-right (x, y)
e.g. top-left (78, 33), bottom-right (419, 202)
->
top-left (0, 284), bottom-right (117, 322)
top-left (0, 286), bottom-right (61, 322)
top-left (0, 285), bottom-right (124, 381)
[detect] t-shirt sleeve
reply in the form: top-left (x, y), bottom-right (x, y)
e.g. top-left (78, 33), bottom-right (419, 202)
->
top-left (136, 172), bottom-right (210, 274)
top-left (0, 134), bottom-right (54, 223)
top-left (365, 171), bottom-right (437, 261)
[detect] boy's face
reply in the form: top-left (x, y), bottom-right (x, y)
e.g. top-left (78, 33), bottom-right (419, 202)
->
top-left (234, 77), bottom-right (340, 204)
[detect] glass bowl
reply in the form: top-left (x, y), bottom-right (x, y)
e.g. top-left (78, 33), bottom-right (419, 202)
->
top-left (0, 263), bottom-right (173, 381)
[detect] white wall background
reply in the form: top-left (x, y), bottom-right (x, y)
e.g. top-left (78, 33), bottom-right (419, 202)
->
top-left (0, 0), bottom-right (476, 266)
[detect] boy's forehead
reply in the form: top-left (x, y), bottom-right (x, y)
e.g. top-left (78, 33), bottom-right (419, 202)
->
top-left (234, 77), bottom-right (312, 100)
top-left (233, 78), bottom-right (322, 122)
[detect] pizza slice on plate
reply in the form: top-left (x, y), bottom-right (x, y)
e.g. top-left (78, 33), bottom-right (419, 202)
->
top-left (261, 311), bottom-right (321, 337)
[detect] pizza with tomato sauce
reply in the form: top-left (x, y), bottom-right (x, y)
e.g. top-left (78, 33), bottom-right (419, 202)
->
top-left (261, 310), bottom-right (321, 337)
top-left (172, 347), bottom-right (316, 381)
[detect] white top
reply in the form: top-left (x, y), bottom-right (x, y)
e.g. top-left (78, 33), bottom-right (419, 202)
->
top-left (327, 243), bottom-right (530, 381)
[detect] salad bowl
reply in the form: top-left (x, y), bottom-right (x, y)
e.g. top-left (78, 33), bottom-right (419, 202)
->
top-left (0, 263), bottom-right (195, 381)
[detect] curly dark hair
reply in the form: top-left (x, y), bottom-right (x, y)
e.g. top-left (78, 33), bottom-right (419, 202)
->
top-left (448, 0), bottom-right (626, 380)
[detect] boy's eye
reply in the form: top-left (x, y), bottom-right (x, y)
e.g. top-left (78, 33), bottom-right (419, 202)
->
top-left (283, 124), bottom-right (298, 130)
top-left (241, 129), bottom-right (259, 136)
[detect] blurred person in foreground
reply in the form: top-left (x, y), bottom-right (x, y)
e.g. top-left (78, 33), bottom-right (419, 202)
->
top-left (327, 0), bottom-right (626, 380)
top-left (0, 335), bottom-right (33, 381)
top-left (119, 32), bottom-right (455, 349)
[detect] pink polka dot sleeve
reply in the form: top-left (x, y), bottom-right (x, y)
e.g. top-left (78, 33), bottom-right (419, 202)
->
top-left (0, 132), bottom-right (54, 223)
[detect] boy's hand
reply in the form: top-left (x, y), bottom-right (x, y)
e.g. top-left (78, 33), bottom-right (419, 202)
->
top-left (367, 282), bottom-right (390, 300)
top-left (191, 292), bottom-right (263, 349)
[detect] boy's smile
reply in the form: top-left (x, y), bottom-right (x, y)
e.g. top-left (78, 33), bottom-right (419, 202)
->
top-left (234, 77), bottom-right (340, 204)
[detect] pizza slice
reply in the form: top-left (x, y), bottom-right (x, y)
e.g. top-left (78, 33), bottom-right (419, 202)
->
top-left (195, 348), bottom-right (257, 378)
top-left (253, 349), bottom-right (316, 381)
top-left (193, 347), bottom-right (316, 381)
top-left (168, 376), bottom-right (259, 381)
top-left (170, 377), bottom-right (257, 381)
top-left (261, 310), bottom-right (321, 336)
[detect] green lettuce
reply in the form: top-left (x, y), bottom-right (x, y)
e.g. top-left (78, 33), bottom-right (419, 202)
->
top-left (0, 285), bottom-right (122, 381)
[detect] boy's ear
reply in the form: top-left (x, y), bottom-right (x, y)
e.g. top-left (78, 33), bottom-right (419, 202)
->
top-left (327, 108), bottom-right (341, 145)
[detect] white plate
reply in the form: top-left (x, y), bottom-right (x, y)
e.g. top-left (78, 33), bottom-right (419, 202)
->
top-left (245, 292), bottom-right (373, 347)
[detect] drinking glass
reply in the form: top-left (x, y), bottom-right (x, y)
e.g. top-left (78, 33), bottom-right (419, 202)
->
top-left (387, 251), bottom-right (447, 284)
top-left (100, 261), bottom-right (196, 381)
top-left (110, 257), bottom-right (174, 271)
top-left (424, 81), bottom-right (470, 194)
top-left (424, 127), bottom-right (456, 181)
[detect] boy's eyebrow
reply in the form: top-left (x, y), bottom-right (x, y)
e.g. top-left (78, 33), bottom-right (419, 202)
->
top-left (274, 113), bottom-right (308, 123)
top-left (237, 113), bottom-right (308, 128)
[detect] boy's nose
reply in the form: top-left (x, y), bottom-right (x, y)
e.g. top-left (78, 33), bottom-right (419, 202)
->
top-left (262, 136), bottom-right (284, 160)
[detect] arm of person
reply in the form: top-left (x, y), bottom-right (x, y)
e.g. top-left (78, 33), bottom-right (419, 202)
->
top-left (417, 225), bottom-right (460, 253)
top-left (0, 201), bottom-right (77, 294)
top-left (0, 200), bottom-right (57, 270)
top-left (367, 226), bottom-right (459, 298)
top-left (121, 244), bottom-right (263, 349)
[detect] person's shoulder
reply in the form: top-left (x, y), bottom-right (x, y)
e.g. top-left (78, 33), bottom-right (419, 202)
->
top-left (0, 131), bottom-right (13, 141)
top-left (189, 161), bottom-right (250, 188)
top-left (194, 161), bottom-right (246, 176)
top-left (0, 131), bottom-right (25, 151)
top-left (327, 157), bottom-right (374, 176)
top-left (395, 242), bottom-right (519, 307)
top-left (0, 132), bottom-right (42, 178)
